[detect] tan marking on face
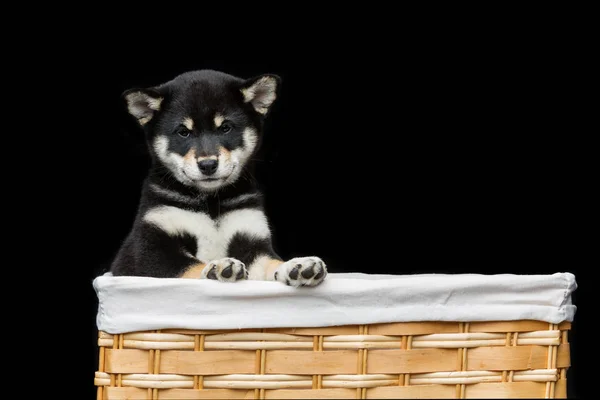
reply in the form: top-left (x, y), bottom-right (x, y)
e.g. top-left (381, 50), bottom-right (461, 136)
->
top-left (214, 113), bottom-right (225, 128)
top-left (183, 148), bottom-right (197, 163)
top-left (139, 116), bottom-right (151, 125)
top-left (183, 117), bottom-right (194, 130)
top-left (180, 263), bottom-right (207, 279)
top-left (219, 146), bottom-right (231, 162)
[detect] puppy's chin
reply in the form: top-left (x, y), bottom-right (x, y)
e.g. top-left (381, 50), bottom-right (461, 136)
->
top-left (194, 171), bottom-right (240, 191)
top-left (174, 174), bottom-right (224, 192)
top-left (195, 178), bottom-right (227, 191)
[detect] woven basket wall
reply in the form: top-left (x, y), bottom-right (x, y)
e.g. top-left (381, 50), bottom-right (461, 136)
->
top-left (94, 320), bottom-right (571, 399)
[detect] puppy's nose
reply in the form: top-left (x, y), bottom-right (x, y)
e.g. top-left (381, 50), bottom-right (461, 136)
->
top-left (198, 159), bottom-right (218, 176)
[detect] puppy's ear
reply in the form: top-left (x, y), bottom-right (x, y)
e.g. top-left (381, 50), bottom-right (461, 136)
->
top-left (240, 74), bottom-right (281, 115)
top-left (122, 88), bottom-right (163, 125)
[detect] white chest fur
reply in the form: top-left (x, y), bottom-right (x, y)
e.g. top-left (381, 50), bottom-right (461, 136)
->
top-left (143, 206), bottom-right (271, 262)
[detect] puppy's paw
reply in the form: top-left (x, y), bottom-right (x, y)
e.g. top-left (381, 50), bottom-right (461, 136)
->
top-left (274, 256), bottom-right (327, 287)
top-left (201, 257), bottom-right (248, 282)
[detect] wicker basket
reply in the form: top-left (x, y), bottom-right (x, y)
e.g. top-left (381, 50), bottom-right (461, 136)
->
top-left (94, 320), bottom-right (571, 399)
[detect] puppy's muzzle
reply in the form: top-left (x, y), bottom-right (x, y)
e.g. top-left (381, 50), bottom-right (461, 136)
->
top-left (198, 159), bottom-right (218, 176)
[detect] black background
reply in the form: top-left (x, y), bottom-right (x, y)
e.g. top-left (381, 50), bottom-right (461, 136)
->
top-left (70, 42), bottom-right (588, 398)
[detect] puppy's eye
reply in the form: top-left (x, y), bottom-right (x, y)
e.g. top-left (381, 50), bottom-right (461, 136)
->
top-left (177, 128), bottom-right (190, 138)
top-left (219, 122), bottom-right (232, 133)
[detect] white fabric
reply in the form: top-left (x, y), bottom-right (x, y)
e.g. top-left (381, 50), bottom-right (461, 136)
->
top-left (94, 272), bottom-right (577, 334)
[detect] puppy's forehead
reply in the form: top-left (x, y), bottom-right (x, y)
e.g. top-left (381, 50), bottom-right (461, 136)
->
top-left (173, 80), bottom-right (241, 118)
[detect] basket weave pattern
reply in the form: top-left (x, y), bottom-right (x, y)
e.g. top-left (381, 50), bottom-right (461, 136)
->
top-left (95, 320), bottom-right (570, 399)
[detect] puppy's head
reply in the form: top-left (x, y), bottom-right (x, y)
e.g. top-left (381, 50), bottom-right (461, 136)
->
top-left (123, 70), bottom-right (280, 191)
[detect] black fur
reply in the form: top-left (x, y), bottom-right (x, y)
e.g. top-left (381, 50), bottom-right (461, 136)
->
top-left (110, 70), bottom-right (284, 278)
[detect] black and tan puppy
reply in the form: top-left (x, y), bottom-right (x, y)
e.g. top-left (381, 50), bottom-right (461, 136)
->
top-left (110, 70), bottom-right (327, 287)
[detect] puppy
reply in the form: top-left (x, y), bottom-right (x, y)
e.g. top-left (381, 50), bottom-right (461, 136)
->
top-left (109, 70), bottom-right (327, 287)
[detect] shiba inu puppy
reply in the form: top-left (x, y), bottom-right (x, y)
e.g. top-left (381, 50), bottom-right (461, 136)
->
top-left (109, 70), bottom-right (327, 287)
